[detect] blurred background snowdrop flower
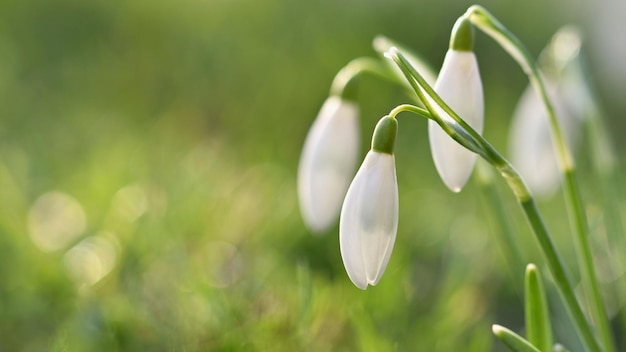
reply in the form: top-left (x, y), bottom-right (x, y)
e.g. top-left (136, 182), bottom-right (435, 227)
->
top-left (340, 115), bottom-right (398, 289)
top-left (547, 27), bottom-right (593, 120)
top-left (298, 96), bottom-right (360, 233)
top-left (508, 78), bottom-right (574, 197)
top-left (428, 18), bottom-right (484, 192)
top-left (587, 0), bottom-right (626, 111)
top-left (509, 28), bottom-right (588, 197)
top-left (372, 35), bottom-right (437, 87)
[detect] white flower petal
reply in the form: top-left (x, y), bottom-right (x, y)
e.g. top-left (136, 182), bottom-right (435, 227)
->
top-left (340, 151), bottom-right (398, 289)
top-left (428, 50), bottom-right (484, 192)
top-left (298, 96), bottom-right (360, 233)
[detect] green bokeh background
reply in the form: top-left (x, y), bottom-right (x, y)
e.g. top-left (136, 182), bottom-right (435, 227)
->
top-left (0, 0), bottom-right (624, 350)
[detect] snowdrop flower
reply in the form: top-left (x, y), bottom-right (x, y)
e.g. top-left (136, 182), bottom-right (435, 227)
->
top-left (547, 27), bottom-right (592, 119)
top-left (509, 35), bottom-right (593, 197)
top-left (340, 115), bottom-right (398, 289)
top-left (509, 75), bottom-right (580, 198)
top-left (428, 17), bottom-right (484, 192)
top-left (510, 28), bottom-right (590, 197)
top-left (298, 96), bottom-right (360, 233)
top-left (509, 83), bottom-right (557, 197)
top-left (588, 0), bottom-right (626, 105)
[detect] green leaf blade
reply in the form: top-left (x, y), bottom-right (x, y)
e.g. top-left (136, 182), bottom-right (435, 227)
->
top-left (492, 324), bottom-right (541, 352)
top-left (525, 264), bottom-right (553, 352)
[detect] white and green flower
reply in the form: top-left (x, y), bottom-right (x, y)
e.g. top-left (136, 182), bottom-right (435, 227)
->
top-left (428, 18), bottom-right (484, 192)
top-left (297, 96), bottom-right (360, 233)
top-left (340, 116), bottom-right (398, 289)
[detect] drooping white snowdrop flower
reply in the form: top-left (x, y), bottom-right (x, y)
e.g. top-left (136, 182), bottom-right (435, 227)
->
top-left (588, 0), bottom-right (626, 106)
top-left (509, 27), bottom-right (590, 198)
top-left (548, 27), bottom-right (590, 118)
top-left (552, 27), bottom-right (614, 173)
top-left (298, 96), bottom-right (360, 233)
top-left (340, 116), bottom-right (398, 289)
top-left (509, 76), bottom-right (578, 197)
top-left (428, 17), bottom-right (484, 192)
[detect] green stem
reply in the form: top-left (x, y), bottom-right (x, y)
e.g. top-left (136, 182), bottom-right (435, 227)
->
top-left (384, 46), bottom-right (602, 352)
top-left (476, 163), bottom-right (525, 287)
top-left (330, 57), bottom-right (397, 99)
top-left (465, 6), bottom-right (614, 352)
top-left (465, 5), bottom-right (573, 171)
top-left (388, 104), bottom-right (430, 120)
top-left (564, 169), bottom-right (613, 350)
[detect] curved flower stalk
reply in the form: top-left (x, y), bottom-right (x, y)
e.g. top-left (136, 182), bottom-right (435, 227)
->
top-left (340, 116), bottom-right (398, 289)
top-left (428, 17), bottom-right (484, 192)
top-left (298, 96), bottom-right (360, 233)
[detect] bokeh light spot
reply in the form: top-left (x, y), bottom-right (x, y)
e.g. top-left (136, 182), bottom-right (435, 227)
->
top-left (28, 191), bottom-right (86, 252)
top-left (111, 184), bottom-right (148, 223)
top-left (63, 233), bottom-right (118, 287)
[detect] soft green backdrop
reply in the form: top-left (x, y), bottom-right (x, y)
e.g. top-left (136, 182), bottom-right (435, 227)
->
top-left (0, 0), bottom-right (623, 350)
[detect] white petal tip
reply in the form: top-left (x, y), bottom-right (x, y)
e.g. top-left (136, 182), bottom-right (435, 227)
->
top-left (440, 174), bottom-right (466, 193)
top-left (347, 273), bottom-right (382, 290)
top-left (447, 185), bottom-right (463, 193)
top-left (302, 218), bottom-right (329, 235)
top-left (347, 275), bottom-right (368, 290)
top-left (307, 227), bottom-right (327, 236)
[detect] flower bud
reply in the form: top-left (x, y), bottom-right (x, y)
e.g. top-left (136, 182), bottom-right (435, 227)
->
top-left (297, 96), bottom-right (360, 233)
top-left (340, 116), bottom-right (399, 289)
top-left (428, 47), bottom-right (484, 192)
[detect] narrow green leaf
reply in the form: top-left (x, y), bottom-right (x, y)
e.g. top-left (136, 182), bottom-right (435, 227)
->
top-left (492, 324), bottom-right (541, 352)
top-left (525, 264), bottom-right (553, 352)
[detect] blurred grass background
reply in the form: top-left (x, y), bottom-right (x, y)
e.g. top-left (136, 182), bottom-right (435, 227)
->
top-left (0, 0), bottom-right (625, 350)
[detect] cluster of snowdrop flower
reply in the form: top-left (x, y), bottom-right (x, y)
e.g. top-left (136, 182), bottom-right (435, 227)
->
top-left (298, 6), bottom-right (617, 351)
top-left (299, 14), bottom-right (486, 290)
